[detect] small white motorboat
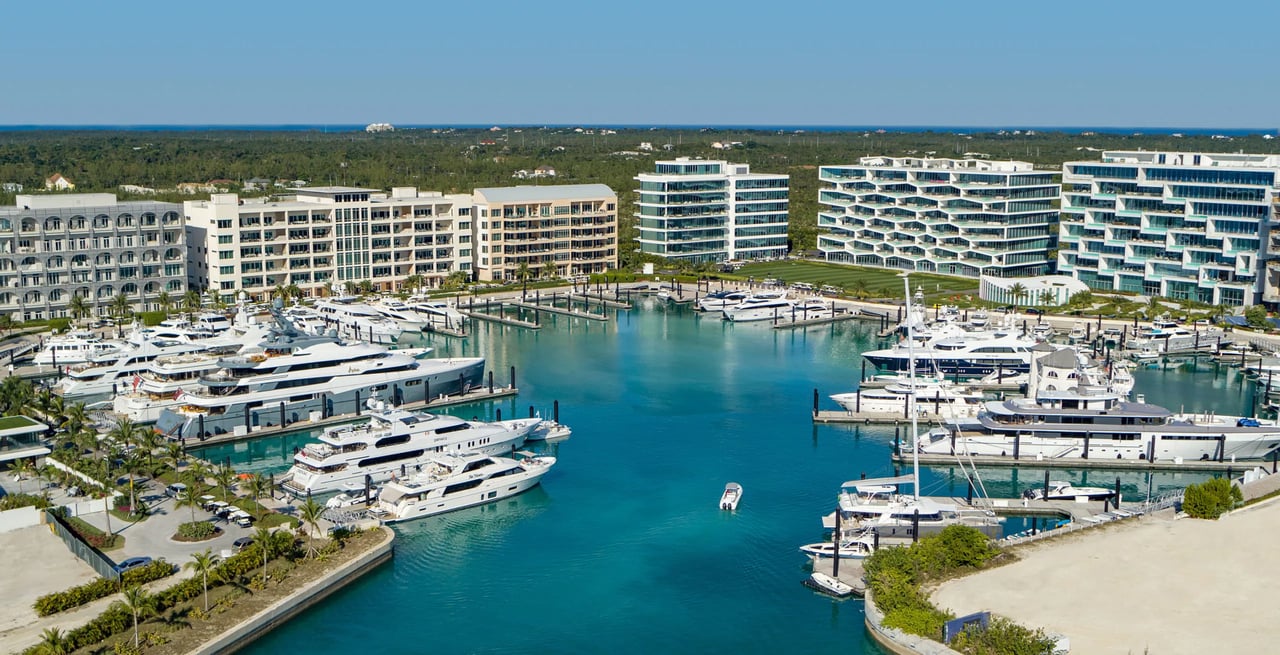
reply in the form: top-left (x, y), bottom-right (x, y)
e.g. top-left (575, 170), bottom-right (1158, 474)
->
top-left (803, 571), bottom-right (854, 598)
top-left (1132, 347), bottom-right (1161, 361)
top-left (1022, 482), bottom-right (1114, 502)
top-left (799, 531), bottom-right (876, 560)
top-left (720, 482), bottom-right (743, 511)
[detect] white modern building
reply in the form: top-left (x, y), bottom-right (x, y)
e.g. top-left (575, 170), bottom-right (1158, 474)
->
top-left (1057, 151), bottom-right (1280, 307)
top-left (471, 184), bottom-right (618, 282)
top-left (0, 193), bottom-right (186, 320)
top-left (186, 187), bottom-right (473, 302)
top-left (817, 157), bottom-right (1059, 278)
top-left (635, 158), bottom-right (789, 263)
top-left (979, 275), bottom-right (1089, 307)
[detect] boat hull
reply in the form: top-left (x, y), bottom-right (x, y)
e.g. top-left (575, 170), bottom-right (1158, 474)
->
top-left (379, 467), bottom-right (550, 523)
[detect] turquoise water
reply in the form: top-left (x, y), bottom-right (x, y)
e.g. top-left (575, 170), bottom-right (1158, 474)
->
top-left (199, 302), bottom-right (1250, 655)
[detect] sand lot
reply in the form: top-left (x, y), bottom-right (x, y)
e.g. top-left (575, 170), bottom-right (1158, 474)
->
top-left (932, 500), bottom-right (1280, 654)
top-left (0, 525), bottom-right (99, 645)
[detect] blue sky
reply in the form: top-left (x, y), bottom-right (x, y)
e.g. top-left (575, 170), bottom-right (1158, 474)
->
top-left (4, 0), bottom-right (1278, 128)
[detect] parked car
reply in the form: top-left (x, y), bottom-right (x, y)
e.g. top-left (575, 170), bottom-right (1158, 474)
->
top-left (233, 536), bottom-right (254, 551)
top-left (165, 482), bottom-right (188, 498)
top-left (115, 556), bottom-right (152, 573)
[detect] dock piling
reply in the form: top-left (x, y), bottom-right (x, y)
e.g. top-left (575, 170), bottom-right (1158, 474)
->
top-left (813, 388), bottom-right (819, 417)
top-left (488, 371), bottom-right (494, 393)
top-left (1043, 470), bottom-right (1050, 501)
top-left (529, 405), bottom-right (535, 419)
top-left (510, 366), bottom-right (516, 389)
top-left (554, 400), bottom-right (559, 423)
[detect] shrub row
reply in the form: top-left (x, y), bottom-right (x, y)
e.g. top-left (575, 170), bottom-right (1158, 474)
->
top-left (25, 537), bottom-right (308, 654)
top-left (66, 515), bottom-right (120, 550)
top-left (34, 560), bottom-right (176, 616)
top-left (0, 493), bottom-right (52, 511)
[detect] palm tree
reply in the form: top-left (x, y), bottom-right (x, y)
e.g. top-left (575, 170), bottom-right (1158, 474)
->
top-left (10, 457), bottom-right (34, 494)
top-left (516, 261), bottom-right (532, 299)
top-left (252, 525), bottom-right (280, 583)
top-left (850, 279), bottom-right (870, 300)
top-left (297, 497), bottom-right (325, 558)
top-left (1007, 282), bottom-right (1027, 308)
top-left (110, 293), bottom-right (132, 321)
top-left (0, 313), bottom-right (13, 337)
top-left (205, 288), bottom-right (224, 311)
top-left (283, 283), bottom-right (303, 306)
top-left (183, 289), bottom-right (202, 320)
top-left (357, 279), bottom-right (374, 296)
top-left (118, 585), bottom-right (156, 649)
top-left (68, 294), bottom-right (90, 326)
top-left (1038, 290), bottom-right (1055, 307)
top-left (185, 549), bottom-right (219, 612)
top-left (156, 290), bottom-right (172, 315)
top-left (271, 284), bottom-right (288, 305)
top-left (247, 473), bottom-right (271, 520)
top-left (38, 627), bottom-right (68, 655)
top-left (402, 274), bottom-right (424, 295)
top-left (1146, 295), bottom-right (1164, 319)
top-left (213, 465), bottom-right (237, 503)
top-left (174, 484), bottom-right (202, 524)
top-left (60, 402), bottom-right (90, 437)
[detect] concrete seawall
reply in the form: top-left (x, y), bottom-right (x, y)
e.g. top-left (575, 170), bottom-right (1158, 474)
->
top-left (190, 527), bottom-right (395, 655)
top-left (863, 590), bottom-right (962, 655)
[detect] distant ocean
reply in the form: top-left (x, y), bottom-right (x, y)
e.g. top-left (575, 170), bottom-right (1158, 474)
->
top-left (0, 124), bottom-right (1273, 136)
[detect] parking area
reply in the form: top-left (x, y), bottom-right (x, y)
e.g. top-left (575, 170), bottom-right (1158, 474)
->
top-left (74, 488), bottom-right (261, 565)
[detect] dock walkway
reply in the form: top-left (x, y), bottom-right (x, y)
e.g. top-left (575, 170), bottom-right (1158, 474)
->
top-left (506, 299), bottom-right (608, 321)
top-left (893, 451), bottom-right (1256, 473)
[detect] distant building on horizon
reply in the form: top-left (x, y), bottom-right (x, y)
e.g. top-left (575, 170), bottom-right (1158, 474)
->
top-left (1057, 150), bottom-right (1280, 307)
top-left (634, 158), bottom-right (789, 263)
top-left (817, 157), bottom-right (1058, 278)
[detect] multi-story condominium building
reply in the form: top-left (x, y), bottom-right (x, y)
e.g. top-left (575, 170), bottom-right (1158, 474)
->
top-left (0, 193), bottom-right (186, 321)
top-left (471, 184), bottom-right (618, 282)
top-left (635, 158), bottom-right (789, 263)
top-left (1057, 151), bottom-right (1280, 307)
top-left (186, 187), bottom-right (473, 302)
top-left (817, 157), bottom-right (1058, 278)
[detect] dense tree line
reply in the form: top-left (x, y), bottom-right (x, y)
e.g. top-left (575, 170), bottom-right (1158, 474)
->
top-left (1, 127), bottom-right (1276, 266)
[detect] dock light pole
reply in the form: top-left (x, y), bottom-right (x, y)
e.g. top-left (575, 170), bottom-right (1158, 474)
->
top-left (903, 273), bottom-right (920, 501)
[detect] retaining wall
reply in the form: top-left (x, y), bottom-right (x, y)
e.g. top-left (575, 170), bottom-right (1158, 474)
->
top-left (0, 505), bottom-right (42, 533)
top-left (189, 526), bottom-right (395, 655)
top-left (1237, 467), bottom-right (1280, 501)
top-left (864, 589), bottom-right (963, 655)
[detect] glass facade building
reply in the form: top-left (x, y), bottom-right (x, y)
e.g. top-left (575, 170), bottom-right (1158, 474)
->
top-left (817, 157), bottom-right (1058, 277)
top-left (635, 158), bottom-right (789, 263)
top-left (1056, 151), bottom-right (1280, 307)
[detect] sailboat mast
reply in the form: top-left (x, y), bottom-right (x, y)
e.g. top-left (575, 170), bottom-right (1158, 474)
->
top-left (903, 274), bottom-right (920, 501)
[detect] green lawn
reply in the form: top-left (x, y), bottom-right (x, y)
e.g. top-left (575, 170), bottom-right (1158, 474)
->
top-left (734, 261), bottom-right (977, 299)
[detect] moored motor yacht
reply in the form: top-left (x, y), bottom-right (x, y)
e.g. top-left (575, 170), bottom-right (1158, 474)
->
top-left (315, 297), bottom-right (404, 343)
top-left (830, 377), bottom-right (985, 417)
top-left (799, 529), bottom-right (877, 560)
top-left (33, 332), bottom-right (122, 366)
top-left (1022, 481), bottom-right (1115, 501)
top-left (371, 452), bottom-right (556, 523)
top-left (281, 400), bottom-right (547, 495)
top-left (696, 290), bottom-right (749, 312)
top-left (721, 291), bottom-right (791, 322)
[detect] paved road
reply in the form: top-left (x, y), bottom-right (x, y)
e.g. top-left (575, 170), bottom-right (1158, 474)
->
top-left (76, 489), bottom-right (261, 565)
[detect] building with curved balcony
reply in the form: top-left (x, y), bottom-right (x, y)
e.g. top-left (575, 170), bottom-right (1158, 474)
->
top-left (0, 194), bottom-right (186, 321)
top-left (817, 157), bottom-right (1058, 278)
top-left (1058, 151), bottom-right (1280, 307)
top-left (635, 158), bottom-right (789, 263)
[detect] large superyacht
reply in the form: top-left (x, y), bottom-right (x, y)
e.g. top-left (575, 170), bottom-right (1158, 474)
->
top-left (155, 311), bottom-right (484, 438)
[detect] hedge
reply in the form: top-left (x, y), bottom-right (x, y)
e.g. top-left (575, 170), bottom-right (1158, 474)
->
top-left (176, 521), bottom-right (218, 541)
top-left (34, 560), bottom-right (176, 616)
top-left (0, 493), bottom-right (53, 511)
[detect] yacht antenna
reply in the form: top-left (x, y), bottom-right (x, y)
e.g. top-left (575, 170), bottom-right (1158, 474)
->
top-left (902, 273), bottom-right (920, 501)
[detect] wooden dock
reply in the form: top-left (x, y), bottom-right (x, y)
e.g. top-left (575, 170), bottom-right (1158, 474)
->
top-left (807, 558), bottom-right (867, 597)
top-left (893, 451), bottom-right (1257, 473)
top-left (506, 299), bottom-right (608, 321)
top-left (814, 409), bottom-right (956, 425)
top-left (461, 310), bottom-right (541, 329)
top-left (568, 292), bottom-right (632, 309)
top-left (770, 312), bottom-right (862, 330)
top-left (184, 385), bottom-right (520, 448)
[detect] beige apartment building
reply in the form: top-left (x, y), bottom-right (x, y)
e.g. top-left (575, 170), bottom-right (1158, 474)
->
top-left (185, 187), bottom-right (473, 302)
top-left (471, 184), bottom-right (618, 282)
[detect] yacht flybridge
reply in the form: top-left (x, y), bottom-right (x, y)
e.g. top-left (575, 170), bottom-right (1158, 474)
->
top-left (371, 452), bottom-right (556, 523)
top-left (281, 400), bottom-right (549, 495)
top-left (156, 310), bottom-right (484, 438)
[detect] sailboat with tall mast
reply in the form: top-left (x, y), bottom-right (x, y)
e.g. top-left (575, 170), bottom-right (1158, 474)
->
top-left (820, 274), bottom-right (1003, 543)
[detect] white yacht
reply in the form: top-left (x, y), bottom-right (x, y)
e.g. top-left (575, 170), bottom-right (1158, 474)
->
top-left (862, 331), bottom-right (1036, 379)
top-left (155, 314), bottom-right (485, 438)
top-left (370, 299), bottom-right (431, 332)
top-left (58, 338), bottom-right (210, 399)
top-left (371, 452), bottom-right (556, 523)
top-left (315, 298), bottom-right (404, 344)
top-left (194, 313), bottom-right (233, 334)
top-left (789, 298), bottom-right (835, 320)
top-left (799, 530), bottom-right (877, 560)
top-left (1130, 323), bottom-right (1229, 354)
top-left (281, 401), bottom-right (548, 495)
top-left (111, 319), bottom-right (275, 422)
top-left (820, 476), bottom-right (1004, 543)
top-left (33, 332), bottom-right (122, 366)
top-left (1068, 322), bottom-right (1088, 343)
top-left (830, 377), bottom-right (985, 417)
top-left (1022, 482), bottom-right (1115, 502)
top-left (722, 291), bottom-right (791, 322)
top-left (407, 299), bottom-right (467, 330)
top-left (968, 310), bottom-right (989, 329)
top-left (695, 290), bottom-right (749, 312)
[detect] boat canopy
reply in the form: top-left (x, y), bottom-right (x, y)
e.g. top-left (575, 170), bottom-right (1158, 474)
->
top-left (840, 474), bottom-right (914, 489)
